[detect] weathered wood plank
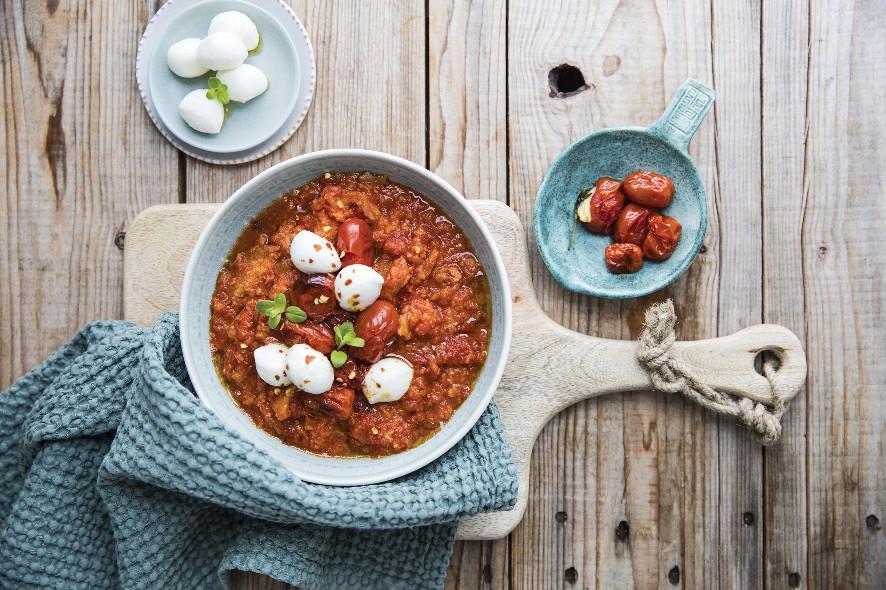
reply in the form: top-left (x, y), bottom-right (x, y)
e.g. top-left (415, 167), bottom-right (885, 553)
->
top-left (185, 0), bottom-right (426, 203)
top-left (709, 1), bottom-right (765, 589)
top-left (761, 1), bottom-right (809, 588)
top-left (428, 2), bottom-right (508, 588)
top-left (805, 0), bottom-right (886, 587)
top-left (0, 0), bottom-right (179, 389)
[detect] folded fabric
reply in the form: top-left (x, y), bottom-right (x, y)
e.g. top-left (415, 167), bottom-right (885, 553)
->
top-left (0, 313), bottom-right (517, 590)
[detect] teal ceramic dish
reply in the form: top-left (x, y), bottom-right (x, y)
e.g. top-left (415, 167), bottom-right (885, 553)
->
top-left (148, 0), bottom-right (299, 153)
top-left (179, 150), bottom-right (513, 486)
top-left (534, 79), bottom-right (715, 299)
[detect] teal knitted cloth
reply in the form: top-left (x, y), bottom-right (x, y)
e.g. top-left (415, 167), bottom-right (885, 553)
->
top-left (0, 313), bottom-right (517, 589)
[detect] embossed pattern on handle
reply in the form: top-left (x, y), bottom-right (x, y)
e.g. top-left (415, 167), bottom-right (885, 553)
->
top-left (648, 79), bottom-right (716, 151)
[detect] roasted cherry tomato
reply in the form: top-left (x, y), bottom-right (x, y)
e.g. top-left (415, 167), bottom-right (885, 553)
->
top-left (612, 202), bottom-right (655, 245)
top-left (354, 300), bottom-right (400, 362)
top-left (336, 218), bottom-right (374, 267)
top-left (577, 177), bottom-right (626, 234)
top-left (622, 170), bottom-right (675, 207)
top-left (604, 243), bottom-right (644, 274)
top-left (285, 322), bottom-right (335, 354)
top-left (643, 214), bottom-right (682, 261)
top-left (295, 273), bottom-right (337, 320)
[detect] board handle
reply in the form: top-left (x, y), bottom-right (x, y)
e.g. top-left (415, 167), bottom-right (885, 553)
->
top-left (503, 317), bottom-right (806, 431)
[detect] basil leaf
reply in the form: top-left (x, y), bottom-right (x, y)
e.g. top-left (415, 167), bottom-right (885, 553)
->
top-left (284, 306), bottom-right (307, 324)
top-left (256, 299), bottom-right (276, 315)
top-left (348, 336), bottom-right (365, 348)
top-left (329, 350), bottom-right (347, 368)
top-left (268, 313), bottom-right (282, 329)
top-left (273, 293), bottom-right (286, 308)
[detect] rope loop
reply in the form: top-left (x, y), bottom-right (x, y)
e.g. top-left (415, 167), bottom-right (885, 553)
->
top-left (636, 299), bottom-right (786, 445)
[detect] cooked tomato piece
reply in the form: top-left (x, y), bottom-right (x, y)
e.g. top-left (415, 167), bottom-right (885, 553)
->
top-left (623, 170), bottom-right (675, 207)
top-left (354, 300), bottom-right (399, 362)
top-left (604, 243), bottom-right (644, 274)
top-left (612, 202), bottom-right (655, 246)
top-left (294, 274), bottom-right (337, 320)
top-left (643, 214), bottom-right (682, 260)
top-left (336, 217), bottom-right (374, 267)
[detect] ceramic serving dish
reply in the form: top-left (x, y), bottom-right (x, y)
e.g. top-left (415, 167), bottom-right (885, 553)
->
top-left (179, 150), bottom-right (513, 486)
top-left (148, 0), bottom-right (299, 153)
top-left (534, 79), bottom-right (715, 299)
top-left (136, 0), bottom-right (315, 164)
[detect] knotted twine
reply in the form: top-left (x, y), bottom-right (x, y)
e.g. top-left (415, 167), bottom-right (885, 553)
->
top-left (637, 300), bottom-right (786, 445)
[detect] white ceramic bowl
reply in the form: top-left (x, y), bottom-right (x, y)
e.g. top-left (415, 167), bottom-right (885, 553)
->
top-left (180, 150), bottom-right (513, 485)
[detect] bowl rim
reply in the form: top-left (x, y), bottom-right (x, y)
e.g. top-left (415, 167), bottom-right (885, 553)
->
top-left (533, 125), bottom-right (708, 299)
top-left (179, 149), bottom-right (513, 485)
top-left (148, 0), bottom-right (300, 154)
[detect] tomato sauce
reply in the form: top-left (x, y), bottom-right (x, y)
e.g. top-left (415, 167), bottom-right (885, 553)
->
top-left (209, 172), bottom-right (491, 457)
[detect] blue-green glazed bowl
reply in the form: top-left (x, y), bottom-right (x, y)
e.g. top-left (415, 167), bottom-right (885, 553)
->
top-left (534, 79), bottom-right (715, 299)
top-left (148, 0), bottom-right (299, 153)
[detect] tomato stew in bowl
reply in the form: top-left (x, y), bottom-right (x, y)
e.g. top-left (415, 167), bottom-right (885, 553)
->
top-left (210, 172), bottom-right (491, 457)
top-left (180, 149), bottom-right (511, 485)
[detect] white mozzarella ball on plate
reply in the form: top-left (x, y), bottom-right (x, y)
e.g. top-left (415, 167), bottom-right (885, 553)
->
top-left (196, 32), bottom-right (248, 71)
top-left (178, 89), bottom-right (225, 134)
top-left (167, 38), bottom-right (209, 78)
top-left (217, 64), bottom-right (268, 103)
top-left (290, 230), bottom-right (342, 274)
top-left (208, 11), bottom-right (260, 51)
top-left (334, 264), bottom-right (384, 312)
top-left (253, 343), bottom-right (291, 386)
top-left (363, 357), bottom-right (414, 404)
top-left (286, 344), bottom-right (334, 394)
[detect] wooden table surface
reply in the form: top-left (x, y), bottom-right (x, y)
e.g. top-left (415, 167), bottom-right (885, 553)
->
top-left (2, 1), bottom-right (884, 588)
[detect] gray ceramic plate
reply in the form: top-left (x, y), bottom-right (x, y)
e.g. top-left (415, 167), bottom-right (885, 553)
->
top-left (534, 79), bottom-right (715, 299)
top-left (136, 0), bottom-right (315, 164)
top-left (148, 0), bottom-right (298, 153)
top-left (180, 150), bottom-right (513, 486)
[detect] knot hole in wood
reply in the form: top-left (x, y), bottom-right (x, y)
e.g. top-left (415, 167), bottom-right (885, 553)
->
top-left (548, 64), bottom-right (589, 98)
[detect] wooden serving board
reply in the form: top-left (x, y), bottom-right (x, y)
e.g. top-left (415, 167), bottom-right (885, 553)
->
top-left (123, 200), bottom-right (806, 540)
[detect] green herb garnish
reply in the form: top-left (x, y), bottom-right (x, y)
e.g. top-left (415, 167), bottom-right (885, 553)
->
top-left (256, 293), bottom-right (306, 329)
top-left (329, 350), bottom-right (347, 368)
top-left (328, 322), bottom-right (365, 367)
top-left (333, 322), bottom-right (366, 348)
top-left (206, 76), bottom-right (230, 105)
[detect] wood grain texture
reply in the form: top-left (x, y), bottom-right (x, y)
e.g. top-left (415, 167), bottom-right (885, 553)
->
top-left (805, 0), bottom-right (886, 587)
top-left (428, 2), bottom-right (508, 587)
top-left (761, 1), bottom-right (810, 588)
top-left (0, 0), bottom-right (178, 389)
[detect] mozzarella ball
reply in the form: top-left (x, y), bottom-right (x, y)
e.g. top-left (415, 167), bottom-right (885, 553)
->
top-left (167, 38), bottom-right (209, 78)
top-left (178, 89), bottom-right (224, 134)
top-left (364, 357), bottom-right (414, 404)
top-left (334, 264), bottom-right (384, 312)
top-left (196, 32), bottom-right (247, 71)
top-left (286, 344), bottom-right (334, 394)
top-left (217, 64), bottom-right (268, 103)
top-left (208, 11), bottom-right (260, 51)
top-left (290, 230), bottom-right (342, 274)
top-left (253, 343), bottom-right (291, 386)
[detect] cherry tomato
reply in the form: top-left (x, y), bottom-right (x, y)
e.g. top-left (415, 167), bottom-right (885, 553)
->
top-left (623, 170), bottom-right (675, 207)
top-left (295, 274), bottom-right (337, 320)
top-left (612, 202), bottom-right (655, 245)
top-left (643, 214), bottom-right (682, 260)
top-left (354, 300), bottom-right (400, 362)
top-left (285, 322), bottom-right (335, 354)
top-left (604, 243), bottom-right (644, 274)
top-left (336, 218), bottom-right (374, 267)
top-left (577, 177), bottom-right (626, 234)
